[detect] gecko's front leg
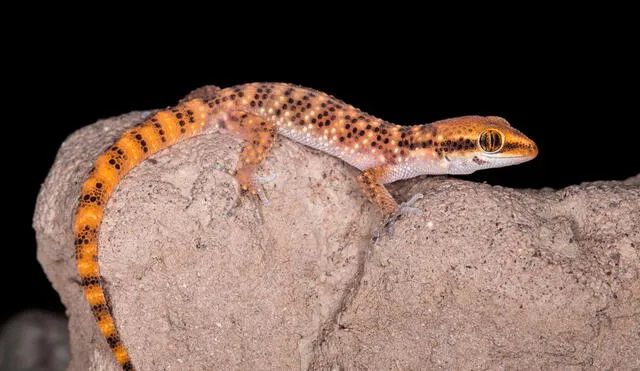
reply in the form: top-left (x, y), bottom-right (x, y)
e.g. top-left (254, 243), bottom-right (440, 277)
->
top-left (357, 165), bottom-right (423, 236)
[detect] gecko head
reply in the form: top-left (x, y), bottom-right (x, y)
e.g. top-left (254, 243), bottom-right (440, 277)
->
top-left (431, 116), bottom-right (538, 174)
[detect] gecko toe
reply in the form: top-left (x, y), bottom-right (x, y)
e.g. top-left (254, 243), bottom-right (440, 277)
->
top-left (255, 171), bottom-right (276, 184)
top-left (374, 193), bottom-right (424, 239)
top-left (402, 193), bottom-right (424, 209)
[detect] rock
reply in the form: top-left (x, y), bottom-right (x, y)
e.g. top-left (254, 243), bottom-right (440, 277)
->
top-left (34, 112), bottom-right (640, 370)
top-left (0, 310), bottom-right (70, 371)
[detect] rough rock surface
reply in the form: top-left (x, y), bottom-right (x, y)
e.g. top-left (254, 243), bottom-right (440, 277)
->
top-left (34, 112), bottom-right (640, 370)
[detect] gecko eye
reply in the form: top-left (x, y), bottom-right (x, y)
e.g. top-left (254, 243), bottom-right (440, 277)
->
top-left (478, 129), bottom-right (504, 153)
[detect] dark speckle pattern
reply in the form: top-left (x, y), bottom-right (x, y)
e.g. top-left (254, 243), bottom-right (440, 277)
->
top-left (75, 83), bottom-right (538, 370)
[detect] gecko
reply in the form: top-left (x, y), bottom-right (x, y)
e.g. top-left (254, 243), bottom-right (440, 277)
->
top-left (74, 82), bottom-right (538, 370)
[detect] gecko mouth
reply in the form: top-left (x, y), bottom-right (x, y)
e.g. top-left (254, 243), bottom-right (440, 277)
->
top-left (489, 155), bottom-right (536, 159)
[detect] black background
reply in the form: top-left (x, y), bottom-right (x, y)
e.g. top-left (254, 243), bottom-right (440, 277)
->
top-left (4, 30), bottom-right (638, 327)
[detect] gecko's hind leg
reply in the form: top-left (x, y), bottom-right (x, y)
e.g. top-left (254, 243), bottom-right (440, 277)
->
top-left (222, 111), bottom-right (278, 215)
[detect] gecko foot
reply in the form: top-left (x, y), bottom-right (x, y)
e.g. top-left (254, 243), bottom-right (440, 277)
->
top-left (373, 193), bottom-right (424, 239)
top-left (226, 172), bottom-right (277, 216)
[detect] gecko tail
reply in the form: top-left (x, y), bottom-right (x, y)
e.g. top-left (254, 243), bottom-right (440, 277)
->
top-left (75, 206), bottom-right (135, 370)
top-left (74, 97), bottom-right (214, 370)
top-left (76, 242), bottom-right (135, 370)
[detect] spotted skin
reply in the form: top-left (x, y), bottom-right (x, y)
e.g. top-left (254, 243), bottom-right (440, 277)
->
top-left (74, 83), bottom-right (538, 370)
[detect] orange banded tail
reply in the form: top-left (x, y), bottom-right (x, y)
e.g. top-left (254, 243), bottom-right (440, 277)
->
top-left (74, 98), bottom-right (210, 370)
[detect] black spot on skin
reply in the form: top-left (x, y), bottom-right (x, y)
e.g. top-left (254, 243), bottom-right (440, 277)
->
top-left (106, 334), bottom-right (120, 348)
top-left (473, 155), bottom-right (488, 165)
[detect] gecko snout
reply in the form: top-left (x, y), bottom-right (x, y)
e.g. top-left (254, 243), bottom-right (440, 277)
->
top-left (528, 142), bottom-right (539, 158)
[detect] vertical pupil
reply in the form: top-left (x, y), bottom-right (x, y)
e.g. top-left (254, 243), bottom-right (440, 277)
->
top-left (481, 130), bottom-right (502, 152)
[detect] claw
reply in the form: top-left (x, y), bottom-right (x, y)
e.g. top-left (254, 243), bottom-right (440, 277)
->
top-left (255, 184), bottom-right (269, 206)
top-left (247, 172), bottom-right (274, 206)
